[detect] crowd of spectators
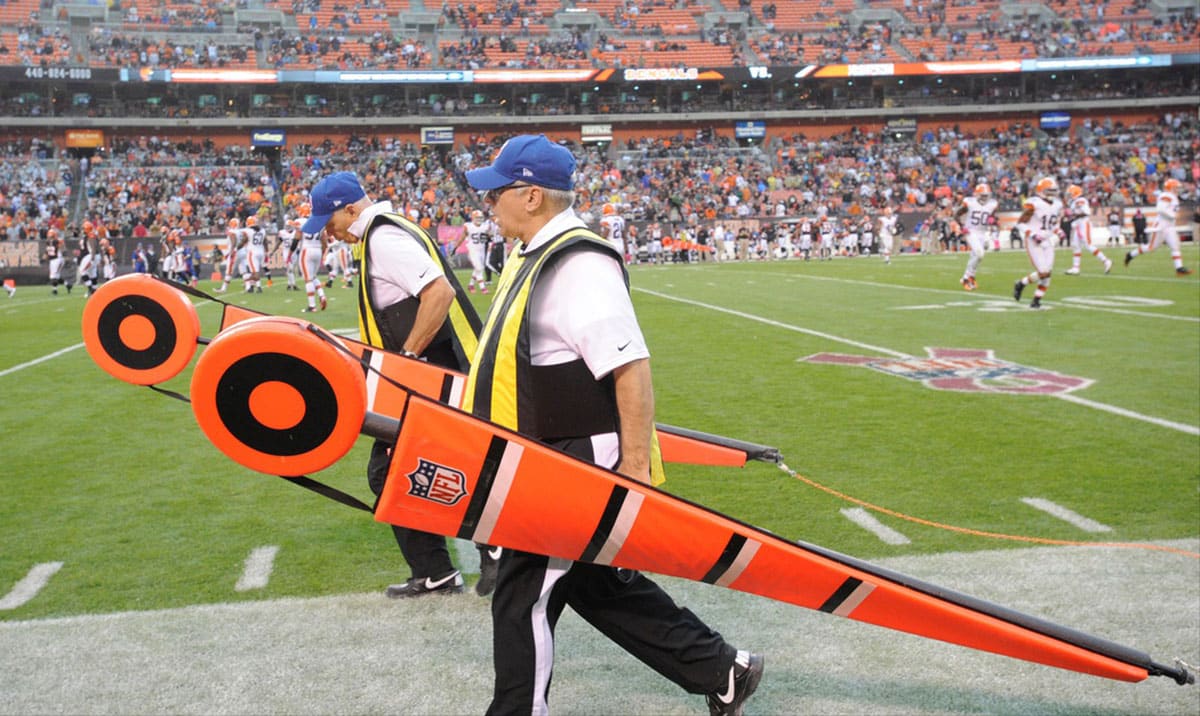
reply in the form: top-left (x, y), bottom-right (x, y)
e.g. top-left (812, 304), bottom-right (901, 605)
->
top-left (0, 0), bottom-right (1193, 74)
top-left (1, 110), bottom-right (1194, 266)
top-left (89, 29), bottom-right (255, 70)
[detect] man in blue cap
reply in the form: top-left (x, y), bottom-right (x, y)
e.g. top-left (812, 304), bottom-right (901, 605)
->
top-left (304, 170), bottom-right (501, 598)
top-left (463, 135), bottom-right (764, 716)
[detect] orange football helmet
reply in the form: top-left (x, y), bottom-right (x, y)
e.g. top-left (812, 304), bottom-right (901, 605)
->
top-left (1035, 177), bottom-right (1059, 199)
top-left (1066, 184), bottom-right (1083, 200)
top-left (245, 215), bottom-right (258, 228)
top-left (228, 217), bottom-right (241, 229)
top-left (1163, 178), bottom-right (1182, 194)
top-left (974, 184), bottom-right (992, 198)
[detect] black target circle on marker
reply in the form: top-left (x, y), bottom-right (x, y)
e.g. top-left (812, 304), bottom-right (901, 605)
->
top-left (215, 353), bottom-right (337, 457)
top-left (96, 295), bottom-right (177, 370)
top-left (191, 315), bottom-right (367, 476)
top-left (81, 274), bottom-right (201, 385)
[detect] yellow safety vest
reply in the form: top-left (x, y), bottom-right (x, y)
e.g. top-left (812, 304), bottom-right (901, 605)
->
top-left (356, 212), bottom-right (480, 372)
top-left (464, 227), bottom-right (664, 485)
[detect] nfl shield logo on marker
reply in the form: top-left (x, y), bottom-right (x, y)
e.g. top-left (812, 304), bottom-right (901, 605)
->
top-left (406, 458), bottom-right (469, 506)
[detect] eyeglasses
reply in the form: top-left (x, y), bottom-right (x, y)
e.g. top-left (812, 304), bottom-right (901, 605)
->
top-left (484, 183), bottom-right (530, 204)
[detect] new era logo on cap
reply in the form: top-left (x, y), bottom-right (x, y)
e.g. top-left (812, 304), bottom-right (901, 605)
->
top-left (465, 134), bottom-right (576, 192)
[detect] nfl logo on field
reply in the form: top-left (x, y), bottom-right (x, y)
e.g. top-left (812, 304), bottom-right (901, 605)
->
top-left (406, 458), bottom-right (469, 506)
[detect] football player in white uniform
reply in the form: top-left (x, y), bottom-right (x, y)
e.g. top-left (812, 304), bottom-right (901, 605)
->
top-left (279, 218), bottom-right (301, 290)
top-left (955, 184), bottom-right (998, 290)
top-left (300, 226), bottom-right (328, 312)
top-left (599, 203), bottom-right (628, 262)
top-left (215, 217), bottom-right (248, 293)
top-left (77, 237), bottom-right (100, 296)
top-left (818, 218), bottom-right (835, 260)
top-left (1063, 185), bottom-right (1112, 275)
top-left (453, 209), bottom-right (495, 293)
top-left (245, 215), bottom-right (268, 293)
top-left (1124, 178), bottom-right (1193, 275)
top-left (797, 217), bottom-right (814, 261)
top-left (877, 208), bottom-right (898, 265)
top-left (45, 231), bottom-right (65, 294)
top-left (1013, 177), bottom-right (1064, 309)
top-left (324, 235), bottom-right (353, 289)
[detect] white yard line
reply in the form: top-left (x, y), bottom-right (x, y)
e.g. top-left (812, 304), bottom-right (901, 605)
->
top-left (0, 344), bottom-right (84, 379)
top-left (636, 288), bottom-right (1200, 436)
top-left (0, 562), bottom-right (64, 610)
top-left (702, 267), bottom-right (1200, 322)
top-left (840, 508), bottom-right (911, 545)
top-left (1020, 498), bottom-right (1113, 534)
top-left (636, 288), bottom-right (910, 359)
top-left (1055, 393), bottom-right (1200, 436)
top-left (234, 546), bottom-right (280, 592)
top-left (0, 298), bottom-right (223, 379)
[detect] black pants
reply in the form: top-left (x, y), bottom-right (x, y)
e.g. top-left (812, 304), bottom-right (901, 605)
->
top-left (367, 439), bottom-right (454, 579)
top-left (487, 552), bottom-right (734, 715)
top-left (485, 436), bottom-right (734, 715)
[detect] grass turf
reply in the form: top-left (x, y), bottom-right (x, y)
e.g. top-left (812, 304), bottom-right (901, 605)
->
top-left (1, 247), bottom-right (1196, 619)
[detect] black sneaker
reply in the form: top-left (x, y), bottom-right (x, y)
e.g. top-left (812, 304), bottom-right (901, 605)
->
top-left (476, 546), bottom-right (501, 596)
top-left (385, 570), bottom-right (463, 599)
top-left (1012, 280), bottom-right (1024, 302)
top-left (706, 651), bottom-right (763, 716)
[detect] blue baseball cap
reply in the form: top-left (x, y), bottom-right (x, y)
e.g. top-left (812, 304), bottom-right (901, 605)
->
top-left (302, 171), bottom-right (367, 234)
top-left (465, 135), bottom-right (576, 192)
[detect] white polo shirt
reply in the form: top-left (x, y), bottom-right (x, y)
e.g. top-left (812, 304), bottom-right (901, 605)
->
top-left (523, 209), bottom-right (649, 379)
top-left (349, 201), bottom-right (443, 307)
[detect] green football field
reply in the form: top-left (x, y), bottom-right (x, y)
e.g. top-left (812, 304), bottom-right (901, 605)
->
top-left (1, 246), bottom-right (1196, 617)
top-left (0, 246), bottom-right (1197, 713)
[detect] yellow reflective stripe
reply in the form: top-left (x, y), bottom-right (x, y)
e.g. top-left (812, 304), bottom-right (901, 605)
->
top-left (486, 279), bottom-right (532, 428)
top-left (649, 429), bottom-right (666, 487)
top-left (357, 240), bottom-right (381, 346)
top-left (463, 247), bottom-right (526, 413)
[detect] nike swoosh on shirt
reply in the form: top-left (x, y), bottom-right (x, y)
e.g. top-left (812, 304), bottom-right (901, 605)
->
top-left (617, 340), bottom-right (632, 351)
top-left (488, 547), bottom-right (503, 560)
top-left (423, 572), bottom-right (459, 590)
top-left (418, 268), bottom-right (430, 278)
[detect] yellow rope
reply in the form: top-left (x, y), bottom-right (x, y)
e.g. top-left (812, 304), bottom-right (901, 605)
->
top-left (778, 462), bottom-right (1200, 559)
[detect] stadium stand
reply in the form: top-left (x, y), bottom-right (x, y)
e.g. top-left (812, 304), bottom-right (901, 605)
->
top-left (0, 0), bottom-right (1195, 276)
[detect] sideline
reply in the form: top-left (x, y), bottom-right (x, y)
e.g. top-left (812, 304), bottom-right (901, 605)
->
top-left (1, 542), bottom-right (1195, 716)
top-left (635, 288), bottom-right (1200, 436)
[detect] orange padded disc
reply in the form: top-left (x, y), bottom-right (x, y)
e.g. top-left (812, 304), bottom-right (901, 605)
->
top-left (81, 274), bottom-right (201, 386)
top-left (190, 316), bottom-right (367, 476)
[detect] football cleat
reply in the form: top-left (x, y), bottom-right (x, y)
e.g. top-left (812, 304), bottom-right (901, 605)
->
top-left (1013, 280), bottom-right (1025, 302)
top-left (1177, 267), bottom-right (1194, 276)
top-left (385, 570), bottom-right (464, 599)
top-left (1124, 251), bottom-right (1135, 267)
top-left (302, 306), bottom-right (318, 313)
top-left (960, 277), bottom-right (976, 291)
top-left (320, 296), bottom-right (327, 311)
top-left (1064, 267), bottom-right (1080, 275)
top-left (1030, 297), bottom-right (1043, 310)
top-left (1104, 259), bottom-right (1113, 274)
top-left (706, 651), bottom-right (764, 716)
